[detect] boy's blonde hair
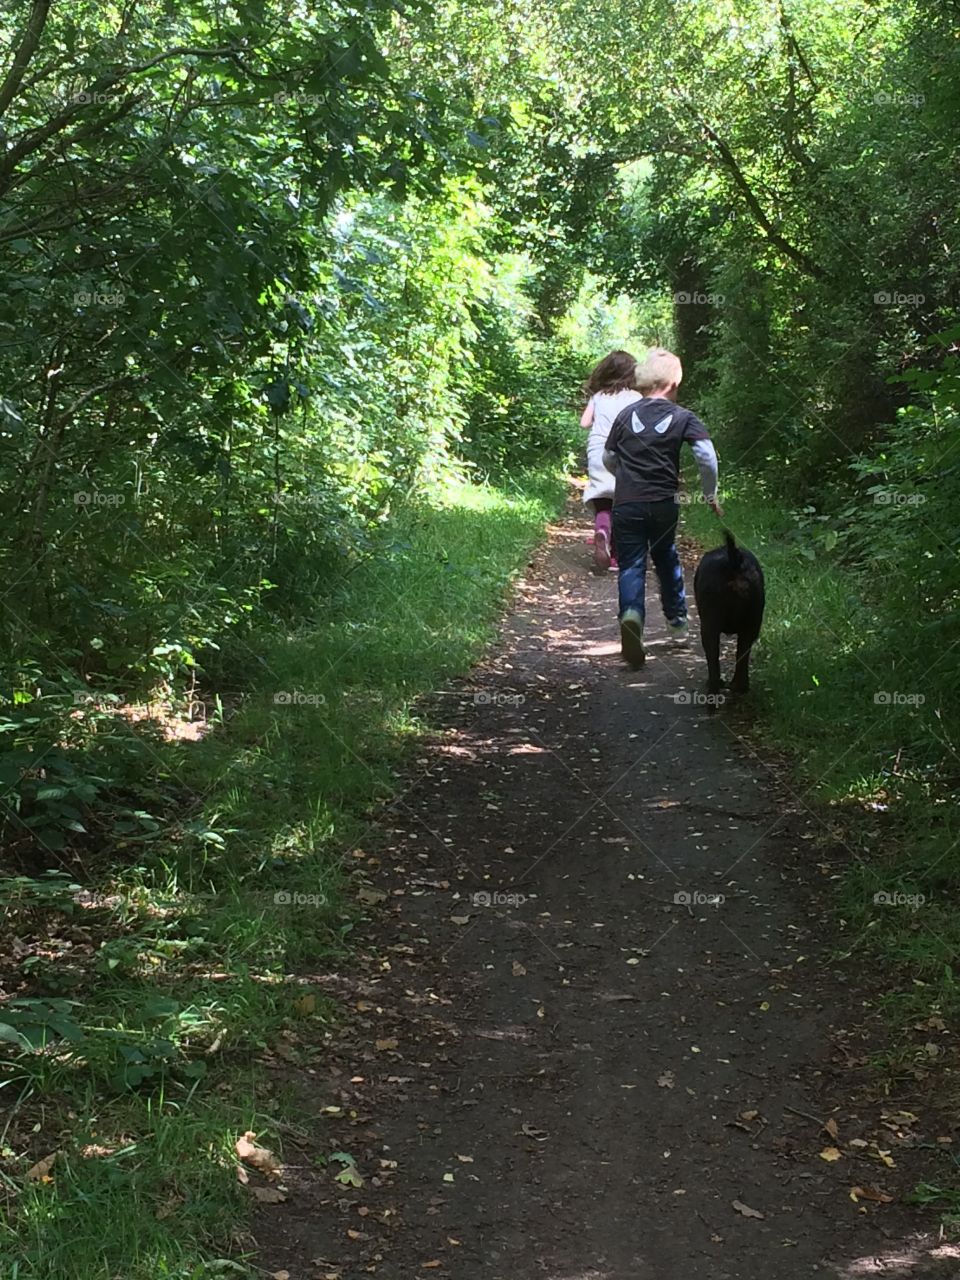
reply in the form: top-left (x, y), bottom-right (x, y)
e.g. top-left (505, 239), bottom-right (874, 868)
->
top-left (635, 347), bottom-right (683, 395)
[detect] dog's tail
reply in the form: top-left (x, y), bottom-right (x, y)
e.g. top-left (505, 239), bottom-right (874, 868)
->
top-left (723, 529), bottom-right (744, 571)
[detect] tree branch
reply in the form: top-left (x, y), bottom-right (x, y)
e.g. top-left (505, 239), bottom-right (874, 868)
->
top-left (699, 121), bottom-right (827, 279)
top-left (0, 44), bottom-right (246, 189)
top-left (0, 0), bottom-right (51, 118)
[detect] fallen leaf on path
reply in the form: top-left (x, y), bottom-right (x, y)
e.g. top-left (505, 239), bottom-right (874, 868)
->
top-left (822, 1118), bottom-right (839, 1140)
top-left (819, 1147), bottom-right (842, 1162)
top-left (235, 1132), bottom-right (281, 1179)
top-left (850, 1185), bottom-right (894, 1204)
top-left (253, 1187), bottom-right (287, 1203)
top-left (732, 1200), bottom-right (764, 1219)
top-left (422, 1263), bottom-right (442, 1270)
top-left (520, 1123), bottom-right (548, 1140)
top-left (443, 1173), bottom-right (454, 1183)
top-left (272, 1271), bottom-right (291, 1279)
top-left (657, 1072), bottom-right (675, 1089)
top-left (25, 1151), bottom-right (59, 1181)
top-left (512, 961), bottom-right (526, 976)
top-left (456, 1154), bottom-right (474, 1163)
top-left (375, 1038), bottom-right (398, 1052)
top-left (450, 915), bottom-right (470, 925)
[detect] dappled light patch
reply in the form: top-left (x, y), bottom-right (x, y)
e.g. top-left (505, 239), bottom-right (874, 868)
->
top-left (838, 1242), bottom-right (960, 1276)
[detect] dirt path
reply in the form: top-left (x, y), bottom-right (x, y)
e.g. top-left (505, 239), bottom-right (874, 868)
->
top-left (255, 504), bottom-right (957, 1279)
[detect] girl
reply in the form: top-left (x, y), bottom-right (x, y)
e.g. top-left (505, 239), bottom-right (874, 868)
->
top-left (580, 349), bottom-right (640, 570)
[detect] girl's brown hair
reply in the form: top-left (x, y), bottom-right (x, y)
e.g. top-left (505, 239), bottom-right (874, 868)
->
top-left (583, 349), bottom-right (638, 398)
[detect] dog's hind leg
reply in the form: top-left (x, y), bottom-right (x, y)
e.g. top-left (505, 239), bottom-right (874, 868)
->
top-left (700, 621), bottom-right (722, 694)
top-left (731, 632), bottom-right (757, 694)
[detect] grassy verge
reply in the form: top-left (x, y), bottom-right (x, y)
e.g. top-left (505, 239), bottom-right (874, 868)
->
top-left (684, 472), bottom-right (960, 1014)
top-left (0, 466), bottom-right (567, 1279)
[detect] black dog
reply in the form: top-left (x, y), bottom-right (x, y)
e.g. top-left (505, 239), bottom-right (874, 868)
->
top-left (693, 532), bottom-right (765, 694)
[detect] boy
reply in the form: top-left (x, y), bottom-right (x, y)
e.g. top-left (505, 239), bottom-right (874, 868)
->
top-left (602, 348), bottom-right (722, 667)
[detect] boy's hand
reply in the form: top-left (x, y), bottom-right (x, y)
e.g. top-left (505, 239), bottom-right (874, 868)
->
top-left (708, 497), bottom-right (724, 518)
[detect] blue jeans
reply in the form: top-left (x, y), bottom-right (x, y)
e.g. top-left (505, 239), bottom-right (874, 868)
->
top-left (612, 500), bottom-right (686, 623)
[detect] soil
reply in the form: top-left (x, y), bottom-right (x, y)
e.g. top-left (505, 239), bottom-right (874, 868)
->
top-left (252, 503), bottom-right (960, 1280)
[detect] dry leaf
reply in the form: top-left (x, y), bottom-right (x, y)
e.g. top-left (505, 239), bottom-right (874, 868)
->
top-left (850, 1185), bottom-right (894, 1204)
top-left (293, 993), bottom-right (316, 1016)
top-left (819, 1146), bottom-right (842, 1162)
top-left (254, 1186), bottom-right (288, 1203)
top-left (25, 1151), bottom-right (59, 1181)
top-left (732, 1199), bottom-right (764, 1219)
top-left (358, 888), bottom-right (387, 906)
top-left (740, 1110), bottom-right (759, 1122)
top-left (455, 1154), bottom-right (473, 1163)
top-left (375, 1037), bottom-right (398, 1052)
top-left (272, 1272), bottom-right (291, 1279)
top-left (235, 1131), bottom-right (281, 1179)
top-left (512, 961), bottom-right (526, 976)
top-left (822, 1118), bottom-right (839, 1140)
top-left (450, 915), bottom-right (470, 925)
top-left (422, 1263), bottom-right (442, 1270)
top-left (657, 1072), bottom-right (675, 1089)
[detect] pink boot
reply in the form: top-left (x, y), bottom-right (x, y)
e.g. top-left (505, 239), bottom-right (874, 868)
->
top-left (593, 509), bottom-right (613, 571)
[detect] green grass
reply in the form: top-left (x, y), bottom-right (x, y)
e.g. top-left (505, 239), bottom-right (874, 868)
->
top-left (1, 1094), bottom-right (252, 1280)
top-left (0, 465), bottom-right (567, 1278)
top-left (683, 470), bottom-right (960, 1015)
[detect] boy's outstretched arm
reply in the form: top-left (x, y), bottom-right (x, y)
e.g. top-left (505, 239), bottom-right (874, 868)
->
top-left (580, 399), bottom-right (594, 429)
top-left (689, 438), bottom-right (723, 516)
